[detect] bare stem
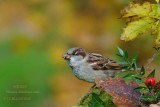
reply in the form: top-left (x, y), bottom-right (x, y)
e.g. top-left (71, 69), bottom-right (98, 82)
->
top-left (144, 51), bottom-right (160, 70)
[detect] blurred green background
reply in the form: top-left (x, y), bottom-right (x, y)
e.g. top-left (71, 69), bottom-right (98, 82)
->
top-left (0, 0), bottom-right (159, 107)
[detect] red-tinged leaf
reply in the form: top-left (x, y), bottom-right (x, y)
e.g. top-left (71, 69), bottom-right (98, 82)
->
top-left (95, 78), bottom-right (140, 107)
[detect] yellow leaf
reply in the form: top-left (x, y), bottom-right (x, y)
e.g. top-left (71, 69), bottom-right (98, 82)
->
top-left (121, 18), bottom-right (155, 41)
top-left (155, 0), bottom-right (159, 3)
top-left (121, 1), bottom-right (160, 48)
top-left (154, 34), bottom-right (160, 49)
top-left (149, 4), bottom-right (160, 19)
top-left (154, 23), bottom-right (160, 49)
top-left (121, 2), bottom-right (151, 18)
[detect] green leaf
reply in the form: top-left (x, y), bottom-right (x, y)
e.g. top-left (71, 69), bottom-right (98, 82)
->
top-left (88, 93), bottom-right (105, 107)
top-left (147, 81), bottom-right (153, 91)
top-left (117, 47), bottom-right (125, 57)
top-left (123, 66), bottom-right (132, 70)
top-left (140, 95), bottom-right (154, 102)
top-left (131, 54), bottom-right (138, 65)
top-left (147, 69), bottom-right (156, 78)
top-left (134, 77), bottom-right (143, 83)
top-left (134, 86), bottom-right (147, 92)
top-left (140, 66), bottom-right (145, 75)
top-left (121, 18), bottom-right (156, 41)
top-left (131, 54), bottom-right (138, 71)
top-left (123, 73), bottom-right (135, 79)
top-left (132, 62), bottom-right (138, 71)
top-left (156, 89), bottom-right (160, 99)
top-left (124, 51), bottom-right (128, 59)
top-left (117, 61), bottom-right (128, 65)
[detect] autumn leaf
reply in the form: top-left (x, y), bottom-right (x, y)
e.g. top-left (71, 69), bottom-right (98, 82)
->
top-left (149, 4), bottom-right (160, 19)
top-left (121, 18), bottom-right (155, 41)
top-left (121, 2), bottom-right (160, 49)
top-left (95, 78), bottom-right (140, 107)
top-left (154, 23), bottom-right (160, 49)
top-left (121, 2), bottom-right (151, 18)
top-left (155, 0), bottom-right (159, 4)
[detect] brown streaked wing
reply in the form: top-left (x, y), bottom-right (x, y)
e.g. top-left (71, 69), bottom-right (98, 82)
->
top-left (87, 53), bottom-right (122, 70)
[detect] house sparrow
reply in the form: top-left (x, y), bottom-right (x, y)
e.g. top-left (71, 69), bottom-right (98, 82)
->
top-left (62, 47), bottom-right (123, 83)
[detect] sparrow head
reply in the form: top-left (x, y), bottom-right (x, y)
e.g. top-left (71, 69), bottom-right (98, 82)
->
top-left (62, 47), bottom-right (87, 64)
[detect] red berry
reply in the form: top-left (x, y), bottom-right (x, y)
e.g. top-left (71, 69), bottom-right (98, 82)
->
top-left (145, 77), bottom-right (156, 87)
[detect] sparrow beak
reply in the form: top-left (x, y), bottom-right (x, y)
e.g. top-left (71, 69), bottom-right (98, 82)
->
top-left (62, 54), bottom-right (71, 60)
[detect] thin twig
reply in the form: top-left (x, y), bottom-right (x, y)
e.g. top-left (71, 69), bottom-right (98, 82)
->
top-left (144, 50), bottom-right (160, 70)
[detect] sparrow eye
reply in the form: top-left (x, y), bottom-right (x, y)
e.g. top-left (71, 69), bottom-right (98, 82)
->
top-left (73, 52), bottom-right (78, 55)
